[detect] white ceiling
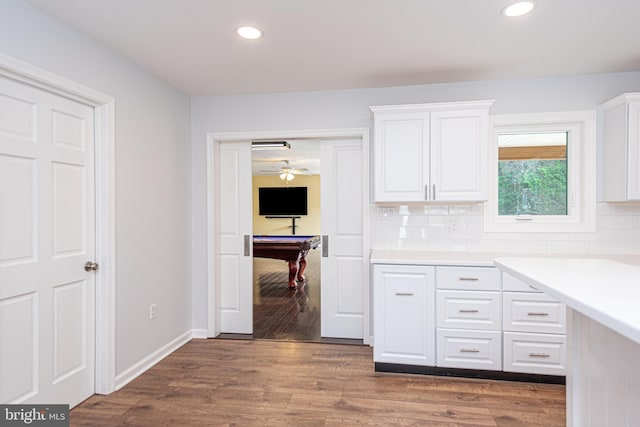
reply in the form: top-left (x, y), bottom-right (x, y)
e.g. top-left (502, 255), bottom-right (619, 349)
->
top-left (25, 0), bottom-right (640, 174)
top-left (27, 0), bottom-right (640, 97)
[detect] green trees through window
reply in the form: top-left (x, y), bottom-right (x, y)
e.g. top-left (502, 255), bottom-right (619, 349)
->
top-left (497, 131), bottom-right (568, 216)
top-left (498, 159), bottom-right (567, 215)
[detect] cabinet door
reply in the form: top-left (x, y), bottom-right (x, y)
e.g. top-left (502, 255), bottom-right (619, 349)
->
top-left (628, 101), bottom-right (640, 200)
top-left (373, 265), bottom-right (435, 365)
top-left (430, 109), bottom-right (488, 201)
top-left (373, 111), bottom-right (430, 202)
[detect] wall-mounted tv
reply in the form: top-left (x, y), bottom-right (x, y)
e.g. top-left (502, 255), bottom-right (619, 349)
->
top-left (258, 187), bottom-right (308, 216)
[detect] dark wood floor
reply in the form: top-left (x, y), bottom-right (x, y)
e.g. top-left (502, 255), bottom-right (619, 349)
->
top-left (71, 339), bottom-right (566, 426)
top-left (253, 249), bottom-right (321, 342)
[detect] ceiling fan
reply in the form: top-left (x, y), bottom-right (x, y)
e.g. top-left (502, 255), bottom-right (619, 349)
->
top-left (260, 160), bottom-right (310, 181)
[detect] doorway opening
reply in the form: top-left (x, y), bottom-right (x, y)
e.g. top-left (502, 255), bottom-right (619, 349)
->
top-left (207, 128), bottom-right (371, 345)
top-left (251, 140), bottom-right (323, 342)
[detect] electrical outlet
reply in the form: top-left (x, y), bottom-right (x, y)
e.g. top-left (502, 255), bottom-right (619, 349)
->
top-left (449, 220), bottom-right (466, 235)
top-left (149, 304), bottom-right (157, 320)
top-left (377, 208), bottom-right (394, 219)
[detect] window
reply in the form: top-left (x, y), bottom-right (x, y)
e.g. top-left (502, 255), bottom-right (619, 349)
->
top-left (498, 131), bottom-right (567, 216)
top-left (484, 112), bottom-right (596, 233)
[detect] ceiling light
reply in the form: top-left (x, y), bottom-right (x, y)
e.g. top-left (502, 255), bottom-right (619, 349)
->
top-left (237, 26), bottom-right (263, 40)
top-left (280, 171), bottom-right (294, 181)
top-left (502, 1), bottom-right (535, 17)
top-left (251, 141), bottom-right (290, 150)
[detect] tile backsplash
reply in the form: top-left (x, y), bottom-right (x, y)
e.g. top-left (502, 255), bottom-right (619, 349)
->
top-left (370, 203), bottom-right (640, 255)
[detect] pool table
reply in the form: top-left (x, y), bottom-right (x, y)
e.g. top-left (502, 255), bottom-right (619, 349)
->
top-left (253, 235), bottom-right (321, 288)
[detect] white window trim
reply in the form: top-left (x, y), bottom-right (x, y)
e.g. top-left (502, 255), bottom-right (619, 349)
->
top-left (484, 111), bottom-right (596, 233)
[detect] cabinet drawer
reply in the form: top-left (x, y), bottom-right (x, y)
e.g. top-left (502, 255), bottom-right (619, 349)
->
top-left (437, 266), bottom-right (500, 291)
top-left (502, 272), bottom-right (542, 293)
top-left (503, 292), bottom-right (566, 334)
top-left (436, 329), bottom-right (502, 370)
top-left (436, 290), bottom-right (501, 331)
top-left (503, 332), bottom-right (566, 376)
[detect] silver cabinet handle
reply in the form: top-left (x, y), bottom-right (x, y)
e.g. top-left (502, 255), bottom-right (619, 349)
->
top-left (459, 277), bottom-right (479, 281)
top-left (460, 348), bottom-right (480, 353)
top-left (244, 235), bottom-right (251, 256)
top-left (322, 235), bottom-right (328, 257)
top-left (459, 309), bottom-right (479, 313)
top-left (529, 353), bottom-right (551, 358)
top-left (527, 312), bottom-right (549, 316)
top-left (424, 184), bottom-right (429, 201)
top-left (395, 292), bottom-right (414, 296)
top-left (432, 184), bottom-right (436, 200)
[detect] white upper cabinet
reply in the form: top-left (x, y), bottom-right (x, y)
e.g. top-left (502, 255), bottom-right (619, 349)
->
top-left (372, 110), bottom-right (430, 201)
top-left (371, 101), bottom-right (493, 202)
top-left (602, 93), bottom-right (640, 202)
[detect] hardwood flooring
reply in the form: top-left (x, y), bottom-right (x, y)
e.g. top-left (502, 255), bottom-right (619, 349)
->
top-left (253, 249), bottom-right (321, 342)
top-left (71, 339), bottom-right (566, 426)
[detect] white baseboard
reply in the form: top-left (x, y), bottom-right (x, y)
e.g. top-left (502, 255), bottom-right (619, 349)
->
top-left (114, 330), bottom-right (192, 390)
top-left (191, 328), bottom-right (209, 339)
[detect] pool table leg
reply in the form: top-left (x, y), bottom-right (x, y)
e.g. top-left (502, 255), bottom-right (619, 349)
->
top-left (287, 250), bottom-right (310, 288)
top-left (287, 261), bottom-right (299, 288)
top-left (297, 257), bottom-right (307, 282)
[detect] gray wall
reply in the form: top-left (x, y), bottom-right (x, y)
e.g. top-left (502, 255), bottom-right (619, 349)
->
top-left (191, 72), bottom-right (640, 330)
top-left (0, 0), bottom-right (192, 375)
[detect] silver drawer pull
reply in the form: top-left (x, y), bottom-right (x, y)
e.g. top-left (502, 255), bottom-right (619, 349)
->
top-left (460, 348), bottom-right (480, 353)
top-left (459, 309), bottom-right (479, 313)
top-left (458, 277), bottom-right (479, 281)
top-left (527, 312), bottom-right (549, 316)
top-left (395, 292), bottom-right (414, 296)
top-left (529, 353), bottom-right (550, 358)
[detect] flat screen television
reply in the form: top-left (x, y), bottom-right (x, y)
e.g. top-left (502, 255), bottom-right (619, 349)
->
top-left (258, 187), bottom-right (308, 216)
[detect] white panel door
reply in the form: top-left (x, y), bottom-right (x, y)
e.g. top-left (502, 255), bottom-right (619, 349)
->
top-left (0, 75), bottom-right (96, 407)
top-left (218, 142), bottom-right (253, 333)
top-left (320, 139), bottom-right (364, 338)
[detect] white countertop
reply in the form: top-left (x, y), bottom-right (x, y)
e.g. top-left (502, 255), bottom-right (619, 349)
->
top-left (495, 257), bottom-right (640, 346)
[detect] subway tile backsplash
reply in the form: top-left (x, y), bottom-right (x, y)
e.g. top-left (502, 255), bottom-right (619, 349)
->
top-left (370, 203), bottom-right (640, 255)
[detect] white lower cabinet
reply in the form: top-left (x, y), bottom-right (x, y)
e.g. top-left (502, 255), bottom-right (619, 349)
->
top-left (436, 266), bottom-right (502, 370)
top-left (373, 264), bottom-right (436, 365)
top-left (502, 272), bottom-right (567, 376)
top-left (373, 263), bottom-right (566, 378)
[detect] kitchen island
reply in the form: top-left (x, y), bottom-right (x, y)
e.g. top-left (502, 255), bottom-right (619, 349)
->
top-left (495, 257), bottom-right (640, 427)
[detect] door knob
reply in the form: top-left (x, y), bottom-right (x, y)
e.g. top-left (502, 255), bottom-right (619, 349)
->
top-left (84, 261), bottom-right (99, 272)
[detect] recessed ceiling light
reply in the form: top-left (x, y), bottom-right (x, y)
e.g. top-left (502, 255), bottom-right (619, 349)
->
top-left (502, 1), bottom-right (536, 17)
top-left (237, 26), bottom-right (263, 40)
